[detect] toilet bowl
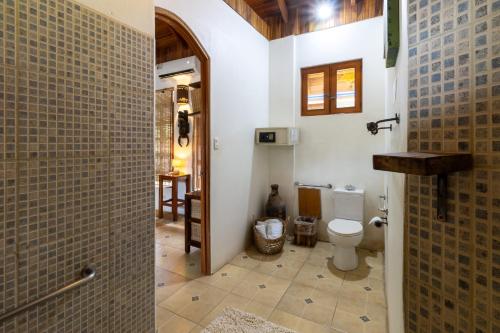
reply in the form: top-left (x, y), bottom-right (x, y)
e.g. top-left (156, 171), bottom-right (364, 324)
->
top-left (327, 219), bottom-right (363, 271)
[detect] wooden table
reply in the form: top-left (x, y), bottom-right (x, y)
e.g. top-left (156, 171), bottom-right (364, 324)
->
top-left (158, 173), bottom-right (191, 221)
top-left (184, 190), bottom-right (201, 253)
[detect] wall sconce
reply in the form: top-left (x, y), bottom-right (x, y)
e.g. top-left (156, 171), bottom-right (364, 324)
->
top-left (176, 85), bottom-right (190, 104)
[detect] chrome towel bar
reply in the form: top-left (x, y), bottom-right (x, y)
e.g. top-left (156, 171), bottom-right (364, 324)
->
top-left (294, 181), bottom-right (333, 189)
top-left (0, 265), bottom-right (96, 323)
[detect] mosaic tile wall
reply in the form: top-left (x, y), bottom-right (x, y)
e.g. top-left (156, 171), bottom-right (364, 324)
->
top-left (0, 0), bottom-right (155, 332)
top-left (406, 0), bottom-right (500, 332)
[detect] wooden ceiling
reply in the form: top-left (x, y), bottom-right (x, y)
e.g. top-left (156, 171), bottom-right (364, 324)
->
top-left (156, 0), bottom-right (383, 61)
top-left (245, 0), bottom-right (309, 21)
top-left (155, 17), bottom-right (194, 64)
top-left (225, 0), bottom-right (383, 40)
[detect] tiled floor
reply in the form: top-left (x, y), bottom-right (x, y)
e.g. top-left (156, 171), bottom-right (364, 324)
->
top-left (155, 219), bottom-right (387, 333)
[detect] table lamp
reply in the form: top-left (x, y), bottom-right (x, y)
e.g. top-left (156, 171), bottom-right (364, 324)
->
top-left (171, 159), bottom-right (186, 175)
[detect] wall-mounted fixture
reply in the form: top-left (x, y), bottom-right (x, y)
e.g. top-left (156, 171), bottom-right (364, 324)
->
top-left (366, 114), bottom-right (400, 135)
top-left (294, 181), bottom-right (332, 189)
top-left (177, 110), bottom-right (190, 147)
top-left (372, 152), bottom-right (473, 221)
top-left (255, 127), bottom-right (299, 146)
top-left (176, 84), bottom-right (190, 104)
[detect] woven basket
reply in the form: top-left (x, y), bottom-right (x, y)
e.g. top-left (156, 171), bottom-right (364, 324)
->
top-left (253, 217), bottom-right (288, 255)
top-left (294, 216), bottom-right (318, 247)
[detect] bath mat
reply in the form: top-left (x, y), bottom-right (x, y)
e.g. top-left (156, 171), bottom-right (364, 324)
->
top-left (201, 307), bottom-right (296, 333)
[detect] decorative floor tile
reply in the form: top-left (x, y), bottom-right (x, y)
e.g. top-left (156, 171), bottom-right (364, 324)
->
top-left (156, 222), bottom-right (386, 330)
top-left (360, 315), bottom-right (370, 322)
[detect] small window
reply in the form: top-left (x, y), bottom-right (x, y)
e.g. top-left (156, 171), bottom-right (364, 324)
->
top-left (301, 65), bottom-right (330, 116)
top-left (301, 59), bottom-right (362, 116)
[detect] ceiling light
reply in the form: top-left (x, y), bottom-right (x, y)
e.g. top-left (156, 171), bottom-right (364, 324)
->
top-left (316, 2), bottom-right (333, 20)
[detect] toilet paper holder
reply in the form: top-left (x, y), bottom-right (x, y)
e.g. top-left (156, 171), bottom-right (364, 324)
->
top-left (370, 216), bottom-right (388, 228)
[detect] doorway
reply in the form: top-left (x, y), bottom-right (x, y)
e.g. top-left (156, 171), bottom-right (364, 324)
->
top-left (154, 8), bottom-right (211, 278)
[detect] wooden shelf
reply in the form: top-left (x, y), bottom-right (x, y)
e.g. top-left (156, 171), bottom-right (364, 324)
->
top-left (372, 152), bottom-right (473, 222)
top-left (372, 152), bottom-right (473, 176)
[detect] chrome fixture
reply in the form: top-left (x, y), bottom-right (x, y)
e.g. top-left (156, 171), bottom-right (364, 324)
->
top-left (0, 265), bottom-right (96, 323)
top-left (344, 184), bottom-right (356, 191)
top-left (294, 181), bottom-right (333, 189)
top-left (366, 114), bottom-right (400, 135)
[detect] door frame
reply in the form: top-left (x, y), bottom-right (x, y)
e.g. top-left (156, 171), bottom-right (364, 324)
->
top-left (155, 8), bottom-right (211, 274)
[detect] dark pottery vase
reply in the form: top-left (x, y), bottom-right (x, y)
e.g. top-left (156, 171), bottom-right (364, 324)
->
top-left (265, 184), bottom-right (286, 220)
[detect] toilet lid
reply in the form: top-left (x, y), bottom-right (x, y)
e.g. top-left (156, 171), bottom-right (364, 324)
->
top-left (328, 219), bottom-right (363, 236)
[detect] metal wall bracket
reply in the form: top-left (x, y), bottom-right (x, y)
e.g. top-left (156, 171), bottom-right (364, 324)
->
top-left (437, 174), bottom-right (447, 222)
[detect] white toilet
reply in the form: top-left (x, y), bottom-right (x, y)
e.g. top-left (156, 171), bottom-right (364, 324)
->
top-left (327, 187), bottom-right (364, 271)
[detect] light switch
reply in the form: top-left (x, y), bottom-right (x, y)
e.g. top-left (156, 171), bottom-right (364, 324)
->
top-left (213, 137), bottom-right (220, 150)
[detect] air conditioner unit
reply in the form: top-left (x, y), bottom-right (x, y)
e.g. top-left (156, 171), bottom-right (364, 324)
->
top-left (156, 56), bottom-right (200, 80)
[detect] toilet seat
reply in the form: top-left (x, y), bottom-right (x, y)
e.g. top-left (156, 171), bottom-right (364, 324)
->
top-left (328, 219), bottom-right (363, 236)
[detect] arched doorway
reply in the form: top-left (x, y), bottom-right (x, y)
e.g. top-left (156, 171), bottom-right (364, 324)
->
top-left (155, 8), bottom-right (211, 274)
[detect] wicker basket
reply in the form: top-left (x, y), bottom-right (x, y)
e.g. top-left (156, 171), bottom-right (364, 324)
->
top-left (294, 216), bottom-right (318, 247)
top-left (253, 217), bottom-right (288, 255)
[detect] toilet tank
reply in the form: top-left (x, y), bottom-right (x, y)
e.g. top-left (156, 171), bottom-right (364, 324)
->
top-left (333, 187), bottom-right (365, 221)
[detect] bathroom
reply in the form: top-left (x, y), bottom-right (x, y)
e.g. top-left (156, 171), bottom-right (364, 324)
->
top-left (154, 2), bottom-right (393, 332)
top-left (1, 0), bottom-right (497, 333)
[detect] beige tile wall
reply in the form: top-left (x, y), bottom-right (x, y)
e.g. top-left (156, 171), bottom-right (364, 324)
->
top-left (405, 0), bottom-right (499, 332)
top-left (0, 0), bottom-right (154, 332)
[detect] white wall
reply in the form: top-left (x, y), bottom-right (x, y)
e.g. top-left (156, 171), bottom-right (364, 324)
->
top-left (267, 37), bottom-right (297, 226)
top-left (77, 0), bottom-right (154, 35)
top-left (155, 0), bottom-right (270, 272)
top-left (383, 0), bottom-right (408, 332)
top-left (268, 18), bottom-right (387, 249)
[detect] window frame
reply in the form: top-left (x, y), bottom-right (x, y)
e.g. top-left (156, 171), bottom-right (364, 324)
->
top-left (300, 65), bottom-right (330, 116)
top-left (301, 59), bottom-right (363, 116)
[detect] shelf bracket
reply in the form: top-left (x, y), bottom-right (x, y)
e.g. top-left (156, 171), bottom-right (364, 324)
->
top-left (437, 174), bottom-right (447, 222)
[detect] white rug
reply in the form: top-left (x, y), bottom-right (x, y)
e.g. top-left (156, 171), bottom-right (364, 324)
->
top-left (202, 307), bottom-right (296, 333)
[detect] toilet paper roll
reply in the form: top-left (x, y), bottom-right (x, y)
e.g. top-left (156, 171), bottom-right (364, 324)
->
top-left (369, 216), bottom-right (385, 228)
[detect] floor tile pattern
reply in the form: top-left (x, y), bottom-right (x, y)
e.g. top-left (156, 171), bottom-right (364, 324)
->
top-left (155, 220), bottom-right (387, 333)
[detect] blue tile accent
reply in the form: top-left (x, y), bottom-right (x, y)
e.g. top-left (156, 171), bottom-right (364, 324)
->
top-left (444, 82), bottom-right (455, 91)
top-left (475, 22), bottom-right (487, 33)
top-left (475, 35), bottom-right (487, 47)
top-left (475, 6), bottom-right (488, 18)
top-left (432, 73), bottom-right (442, 82)
top-left (476, 74), bottom-right (488, 86)
top-left (457, 14), bottom-right (469, 26)
top-left (431, 3), bottom-right (441, 13)
top-left (493, 0), bottom-right (500, 12)
top-left (476, 48), bottom-right (488, 60)
top-left (493, 85), bottom-right (500, 96)
top-left (493, 57), bottom-right (500, 69)
top-left (459, 54), bottom-right (470, 65)
top-left (458, 2), bottom-right (468, 13)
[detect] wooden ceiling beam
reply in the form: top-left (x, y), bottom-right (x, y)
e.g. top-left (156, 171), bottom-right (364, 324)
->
top-left (277, 0), bottom-right (289, 23)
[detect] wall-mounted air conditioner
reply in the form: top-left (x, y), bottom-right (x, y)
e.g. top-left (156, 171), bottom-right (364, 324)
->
top-left (155, 56), bottom-right (200, 90)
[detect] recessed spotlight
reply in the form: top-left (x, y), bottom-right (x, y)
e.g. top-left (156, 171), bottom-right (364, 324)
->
top-left (316, 2), bottom-right (333, 20)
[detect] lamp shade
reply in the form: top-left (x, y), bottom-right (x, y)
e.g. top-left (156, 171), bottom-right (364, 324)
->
top-left (171, 159), bottom-right (186, 168)
top-left (176, 85), bottom-right (189, 104)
